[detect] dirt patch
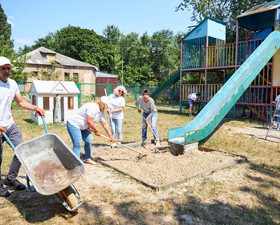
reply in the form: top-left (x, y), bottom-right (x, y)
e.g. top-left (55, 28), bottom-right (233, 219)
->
top-left (33, 159), bottom-right (77, 194)
top-left (92, 141), bottom-right (245, 190)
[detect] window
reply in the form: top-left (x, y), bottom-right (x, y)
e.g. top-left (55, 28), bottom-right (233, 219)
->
top-left (64, 72), bottom-right (70, 81)
top-left (43, 97), bottom-right (50, 110)
top-left (68, 96), bottom-right (74, 109)
top-left (31, 95), bottom-right (36, 105)
top-left (73, 73), bottom-right (79, 82)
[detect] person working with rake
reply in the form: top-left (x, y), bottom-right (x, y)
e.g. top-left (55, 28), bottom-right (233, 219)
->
top-left (66, 96), bottom-right (116, 165)
top-left (107, 85), bottom-right (127, 147)
top-left (137, 89), bottom-right (160, 147)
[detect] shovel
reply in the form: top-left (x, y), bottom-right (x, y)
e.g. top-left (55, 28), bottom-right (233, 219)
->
top-left (100, 134), bottom-right (147, 159)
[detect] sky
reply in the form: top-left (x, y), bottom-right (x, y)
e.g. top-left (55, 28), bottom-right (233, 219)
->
top-left (0, 0), bottom-right (195, 51)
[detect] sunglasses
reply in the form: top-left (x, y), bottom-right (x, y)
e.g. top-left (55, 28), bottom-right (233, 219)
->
top-left (118, 90), bottom-right (124, 95)
top-left (1, 67), bottom-right (11, 70)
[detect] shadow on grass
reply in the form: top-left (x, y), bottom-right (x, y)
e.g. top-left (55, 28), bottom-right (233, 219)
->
top-left (23, 118), bottom-right (36, 124)
top-left (173, 194), bottom-right (279, 225)
top-left (172, 161), bottom-right (280, 225)
top-left (5, 160), bottom-right (280, 224)
top-left (6, 190), bottom-right (72, 223)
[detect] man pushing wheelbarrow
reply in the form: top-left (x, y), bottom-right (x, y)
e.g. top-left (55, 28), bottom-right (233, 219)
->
top-left (0, 56), bottom-right (84, 212)
top-left (0, 56), bottom-right (45, 197)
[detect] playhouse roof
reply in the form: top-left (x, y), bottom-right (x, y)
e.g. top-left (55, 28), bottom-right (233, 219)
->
top-left (26, 47), bottom-right (99, 70)
top-left (182, 17), bottom-right (226, 42)
top-left (30, 80), bottom-right (80, 95)
top-left (237, 0), bottom-right (280, 31)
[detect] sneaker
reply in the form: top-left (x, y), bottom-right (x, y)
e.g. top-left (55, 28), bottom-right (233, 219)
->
top-left (0, 182), bottom-right (10, 197)
top-left (155, 140), bottom-right (161, 147)
top-left (83, 159), bottom-right (96, 165)
top-left (141, 139), bottom-right (146, 147)
top-left (111, 143), bottom-right (117, 148)
top-left (4, 178), bottom-right (26, 191)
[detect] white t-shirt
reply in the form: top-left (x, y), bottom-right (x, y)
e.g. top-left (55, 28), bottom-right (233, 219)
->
top-left (108, 94), bottom-right (125, 120)
top-left (188, 93), bottom-right (198, 101)
top-left (0, 78), bottom-right (20, 128)
top-left (67, 102), bottom-right (105, 130)
top-left (275, 94), bottom-right (280, 108)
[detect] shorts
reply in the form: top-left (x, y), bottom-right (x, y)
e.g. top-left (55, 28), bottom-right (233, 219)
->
top-left (188, 98), bottom-right (194, 105)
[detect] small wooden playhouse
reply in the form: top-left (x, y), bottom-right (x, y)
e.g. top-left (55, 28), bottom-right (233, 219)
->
top-left (29, 80), bottom-right (80, 125)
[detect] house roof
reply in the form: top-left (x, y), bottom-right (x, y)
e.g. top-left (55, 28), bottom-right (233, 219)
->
top-left (96, 71), bottom-right (118, 78)
top-left (236, 0), bottom-right (280, 30)
top-left (30, 80), bottom-right (80, 94)
top-left (26, 46), bottom-right (99, 70)
top-left (237, 0), bottom-right (280, 18)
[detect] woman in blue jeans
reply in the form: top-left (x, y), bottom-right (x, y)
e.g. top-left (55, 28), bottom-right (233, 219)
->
top-left (108, 85), bottom-right (127, 143)
top-left (137, 89), bottom-right (160, 147)
top-left (67, 96), bottom-right (116, 165)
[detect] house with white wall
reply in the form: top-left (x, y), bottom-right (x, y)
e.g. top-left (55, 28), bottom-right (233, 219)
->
top-left (29, 80), bottom-right (80, 125)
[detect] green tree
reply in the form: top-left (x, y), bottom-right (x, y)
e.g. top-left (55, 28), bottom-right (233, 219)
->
top-left (23, 25), bottom-right (182, 86)
top-left (150, 30), bottom-right (180, 81)
top-left (176, 0), bottom-right (269, 41)
top-left (40, 62), bottom-right (61, 81)
top-left (0, 3), bottom-right (12, 47)
top-left (103, 25), bottom-right (122, 45)
top-left (0, 4), bottom-right (29, 82)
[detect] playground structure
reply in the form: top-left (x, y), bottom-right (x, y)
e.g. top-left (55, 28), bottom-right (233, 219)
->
top-left (150, 1), bottom-right (280, 149)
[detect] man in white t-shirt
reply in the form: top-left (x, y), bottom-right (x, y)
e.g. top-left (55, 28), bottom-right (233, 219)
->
top-left (0, 56), bottom-right (45, 197)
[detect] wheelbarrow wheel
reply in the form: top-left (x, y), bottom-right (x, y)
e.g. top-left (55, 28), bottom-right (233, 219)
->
top-left (58, 186), bottom-right (79, 211)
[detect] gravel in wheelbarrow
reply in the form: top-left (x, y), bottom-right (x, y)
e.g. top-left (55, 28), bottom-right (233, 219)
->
top-left (15, 133), bottom-right (85, 195)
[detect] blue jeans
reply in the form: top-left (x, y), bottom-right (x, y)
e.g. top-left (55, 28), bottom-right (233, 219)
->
top-left (110, 118), bottom-right (123, 140)
top-left (66, 122), bottom-right (93, 160)
top-left (142, 112), bottom-right (159, 141)
top-left (277, 109), bottom-right (280, 128)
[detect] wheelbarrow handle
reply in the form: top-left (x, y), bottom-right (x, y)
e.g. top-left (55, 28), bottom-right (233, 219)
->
top-left (41, 115), bottom-right (48, 134)
top-left (2, 132), bottom-right (35, 192)
top-left (2, 132), bottom-right (16, 151)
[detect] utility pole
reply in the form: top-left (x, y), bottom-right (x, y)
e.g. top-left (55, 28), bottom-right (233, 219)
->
top-left (121, 57), bottom-right (124, 85)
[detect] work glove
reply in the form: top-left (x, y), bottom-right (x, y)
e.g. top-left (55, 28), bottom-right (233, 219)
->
top-left (109, 136), bottom-right (117, 142)
top-left (138, 108), bottom-right (141, 113)
top-left (95, 131), bottom-right (101, 136)
top-left (0, 127), bottom-right (6, 136)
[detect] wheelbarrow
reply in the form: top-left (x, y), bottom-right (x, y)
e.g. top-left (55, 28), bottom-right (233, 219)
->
top-left (2, 116), bottom-right (85, 212)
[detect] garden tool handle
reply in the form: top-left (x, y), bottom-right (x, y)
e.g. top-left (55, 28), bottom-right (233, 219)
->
top-left (99, 134), bottom-right (147, 155)
top-left (146, 121), bottom-right (159, 140)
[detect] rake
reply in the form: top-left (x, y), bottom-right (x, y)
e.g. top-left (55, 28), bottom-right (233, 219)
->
top-left (99, 134), bottom-right (147, 159)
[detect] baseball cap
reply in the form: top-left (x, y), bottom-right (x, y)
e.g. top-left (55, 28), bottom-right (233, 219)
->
top-left (0, 56), bottom-right (12, 67)
top-left (100, 96), bottom-right (111, 107)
